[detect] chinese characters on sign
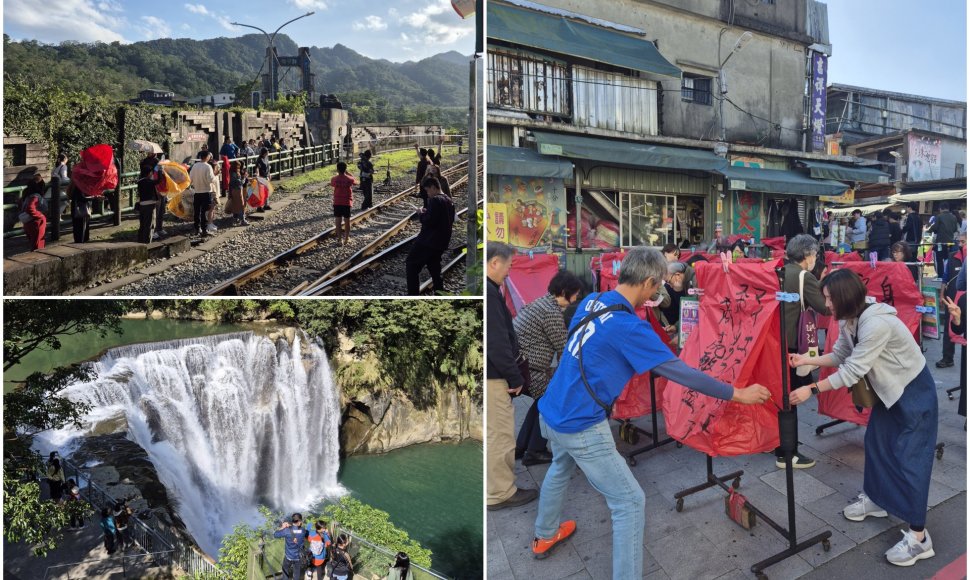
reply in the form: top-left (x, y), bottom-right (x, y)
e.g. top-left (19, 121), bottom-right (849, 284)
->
top-left (732, 191), bottom-right (761, 243)
top-left (811, 53), bottom-right (827, 152)
top-left (907, 134), bottom-right (942, 181)
top-left (486, 202), bottom-right (509, 244)
top-left (488, 175), bottom-right (567, 250)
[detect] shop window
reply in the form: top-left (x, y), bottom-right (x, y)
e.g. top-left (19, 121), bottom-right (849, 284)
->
top-left (681, 75), bottom-right (713, 106)
top-left (487, 49), bottom-right (571, 118)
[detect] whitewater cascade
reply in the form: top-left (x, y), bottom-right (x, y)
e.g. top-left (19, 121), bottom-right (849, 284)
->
top-left (42, 331), bottom-right (344, 556)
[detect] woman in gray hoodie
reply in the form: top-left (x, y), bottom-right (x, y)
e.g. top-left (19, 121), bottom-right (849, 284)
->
top-left (788, 268), bottom-right (937, 568)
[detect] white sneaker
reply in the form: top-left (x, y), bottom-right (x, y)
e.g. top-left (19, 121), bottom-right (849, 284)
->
top-left (886, 529), bottom-right (934, 566)
top-left (207, 223), bottom-right (217, 232)
top-left (843, 493), bottom-right (888, 521)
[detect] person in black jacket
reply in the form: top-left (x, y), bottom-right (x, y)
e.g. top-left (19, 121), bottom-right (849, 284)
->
top-left (902, 204), bottom-right (923, 253)
top-left (486, 242), bottom-right (539, 511)
top-left (405, 177), bottom-right (454, 295)
top-left (869, 210), bottom-right (892, 261)
top-left (357, 150), bottom-right (374, 211)
top-left (136, 166), bottom-right (160, 243)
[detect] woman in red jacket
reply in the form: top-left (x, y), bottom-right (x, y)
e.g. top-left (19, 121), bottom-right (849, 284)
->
top-left (19, 174), bottom-right (47, 250)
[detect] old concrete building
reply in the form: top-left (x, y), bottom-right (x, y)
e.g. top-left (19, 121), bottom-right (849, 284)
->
top-left (487, 0), bottom-right (884, 268)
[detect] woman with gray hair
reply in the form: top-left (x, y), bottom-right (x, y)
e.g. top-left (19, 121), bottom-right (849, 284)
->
top-left (775, 234), bottom-right (830, 468)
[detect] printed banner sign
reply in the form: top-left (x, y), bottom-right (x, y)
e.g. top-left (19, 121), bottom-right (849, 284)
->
top-left (679, 297), bottom-right (699, 350)
top-left (817, 262), bottom-right (922, 426)
top-left (662, 262), bottom-right (784, 457)
top-left (908, 134), bottom-right (942, 182)
top-left (732, 191), bottom-right (762, 243)
top-left (490, 175), bottom-right (567, 250)
top-left (486, 202), bottom-right (510, 244)
top-left (921, 286), bottom-right (941, 340)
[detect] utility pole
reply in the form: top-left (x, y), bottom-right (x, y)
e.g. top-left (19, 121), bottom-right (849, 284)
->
top-left (232, 12), bottom-right (314, 103)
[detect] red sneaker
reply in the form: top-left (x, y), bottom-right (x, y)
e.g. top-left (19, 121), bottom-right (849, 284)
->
top-left (532, 520), bottom-right (577, 559)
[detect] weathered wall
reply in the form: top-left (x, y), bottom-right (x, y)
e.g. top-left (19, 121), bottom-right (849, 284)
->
top-left (3, 132), bottom-right (50, 188)
top-left (525, 0), bottom-right (809, 149)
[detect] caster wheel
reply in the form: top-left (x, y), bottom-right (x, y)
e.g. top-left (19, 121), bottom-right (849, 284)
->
top-left (676, 442), bottom-right (683, 449)
top-left (675, 498), bottom-right (684, 513)
top-left (815, 427), bottom-right (824, 435)
top-left (936, 448), bottom-right (944, 460)
top-left (948, 394), bottom-right (954, 400)
top-left (627, 457), bottom-right (637, 467)
top-left (822, 539), bottom-right (831, 552)
top-left (732, 477), bottom-right (742, 489)
top-left (628, 430), bottom-right (640, 445)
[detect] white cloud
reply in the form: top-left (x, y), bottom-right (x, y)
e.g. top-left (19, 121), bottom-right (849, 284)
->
top-left (215, 15), bottom-right (236, 32)
top-left (388, 7), bottom-right (400, 18)
top-left (352, 15), bottom-right (388, 31)
top-left (181, 23), bottom-right (192, 31)
top-left (140, 15), bottom-right (172, 39)
top-left (288, 0), bottom-right (328, 9)
top-left (4, 0), bottom-right (127, 43)
top-left (398, 0), bottom-right (473, 48)
top-left (184, 3), bottom-right (209, 15)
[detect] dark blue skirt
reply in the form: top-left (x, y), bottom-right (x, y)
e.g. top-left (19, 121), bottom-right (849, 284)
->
top-left (863, 364), bottom-right (938, 526)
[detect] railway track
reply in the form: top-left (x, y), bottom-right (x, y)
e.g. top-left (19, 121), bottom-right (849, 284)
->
top-left (204, 158), bottom-right (479, 296)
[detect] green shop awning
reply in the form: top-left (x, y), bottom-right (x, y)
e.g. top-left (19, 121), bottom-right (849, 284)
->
top-left (488, 145), bottom-right (574, 179)
top-left (532, 131), bottom-right (728, 172)
top-left (797, 160), bottom-right (891, 184)
top-left (718, 165), bottom-right (848, 197)
top-left (488, 2), bottom-right (681, 78)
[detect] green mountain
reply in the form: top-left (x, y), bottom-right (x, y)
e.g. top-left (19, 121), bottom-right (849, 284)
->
top-left (1, 33), bottom-right (470, 108)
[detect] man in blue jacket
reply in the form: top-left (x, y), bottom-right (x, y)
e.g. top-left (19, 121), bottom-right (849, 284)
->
top-left (273, 513), bottom-right (309, 579)
top-left (532, 247), bottom-right (771, 578)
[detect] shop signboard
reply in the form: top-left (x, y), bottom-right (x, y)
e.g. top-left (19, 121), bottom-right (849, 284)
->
top-left (908, 134), bottom-right (942, 181)
top-left (811, 53), bottom-right (827, 152)
top-left (732, 191), bottom-right (761, 243)
top-left (486, 202), bottom-right (509, 244)
top-left (490, 175), bottom-right (567, 250)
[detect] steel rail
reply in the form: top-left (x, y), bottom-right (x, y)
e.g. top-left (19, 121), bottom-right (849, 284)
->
top-left (202, 159), bottom-right (471, 295)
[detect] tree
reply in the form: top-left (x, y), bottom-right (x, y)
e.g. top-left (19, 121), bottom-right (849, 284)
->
top-left (3, 300), bottom-right (130, 370)
top-left (3, 300), bottom-right (128, 556)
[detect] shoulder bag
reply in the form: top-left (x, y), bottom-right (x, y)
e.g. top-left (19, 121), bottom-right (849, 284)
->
top-left (849, 315), bottom-right (877, 408)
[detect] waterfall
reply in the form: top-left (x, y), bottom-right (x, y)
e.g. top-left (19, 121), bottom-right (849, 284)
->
top-left (39, 331), bottom-right (345, 556)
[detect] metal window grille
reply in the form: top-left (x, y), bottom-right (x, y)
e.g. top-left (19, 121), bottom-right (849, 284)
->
top-left (487, 50), bottom-right (571, 117)
top-left (681, 76), bottom-right (712, 106)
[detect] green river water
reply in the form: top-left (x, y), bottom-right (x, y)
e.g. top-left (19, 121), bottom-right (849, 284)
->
top-left (4, 318), bottom-right (483, 578)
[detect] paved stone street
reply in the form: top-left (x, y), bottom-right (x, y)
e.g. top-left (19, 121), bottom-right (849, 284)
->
top-left (488, 333), bottom-right (966, 579)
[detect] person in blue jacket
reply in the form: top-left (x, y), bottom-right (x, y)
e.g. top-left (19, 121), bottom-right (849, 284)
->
top-left (273, 513), bottom-right (309, 579)
top-left (532, 246), bottom-right (772, 579)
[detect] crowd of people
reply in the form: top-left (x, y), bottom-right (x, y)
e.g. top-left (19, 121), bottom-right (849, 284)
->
top-left (486, 221), bottom-right (965, 575)
top-left (272, 512), bottom-right (416, 580)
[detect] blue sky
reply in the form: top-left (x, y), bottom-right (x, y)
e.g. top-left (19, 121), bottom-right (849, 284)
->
top-left (825, 0), bottom-right (966, 101)
top-left (2, 0), bottom-right (475, 62)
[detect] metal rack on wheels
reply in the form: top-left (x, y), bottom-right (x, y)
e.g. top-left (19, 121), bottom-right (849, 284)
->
top-left (672, 269), bottom-right (833, 579)
top-left (618, 374), bottom-right (679, 467)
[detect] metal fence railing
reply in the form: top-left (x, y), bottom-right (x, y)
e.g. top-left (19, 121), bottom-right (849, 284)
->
top-left (47, 458), bottom-right (224, 579)
top-left (250, 525), bottom-right (449, 580)
top-left (3, 142), bottom-right (341, 240)
top-left (42, 550), bottom-right (176, 580)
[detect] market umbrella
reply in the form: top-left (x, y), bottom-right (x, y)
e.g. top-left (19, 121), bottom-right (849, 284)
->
top-left (72, 144), bottom-right (118, 198)
top-left (155, 160), bottom-right (191, 196)
top-left (245, 176), bottom-right (273, 208)
top-left (129, 140), bottom-right (163, 154)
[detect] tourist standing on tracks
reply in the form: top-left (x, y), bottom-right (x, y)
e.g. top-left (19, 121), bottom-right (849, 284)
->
top-left (189, 151), bottom-right (219, 237)
top-left (414, 144), bottom-right (430, 207)
top-left (19, 173), bottom-right (47, 250)
top-left (226, 162), bottom-right (249, 226)
top-left (405, 176), bottom-right (455, 295)
top-left (136, 165), bottom-right (160, 243)
top-left (256, 148), bottom-right (274, 212)
top-left (357, 150), bottom-right (375, 210)
top-left (423, 163), bottom-right (450, 197)
top-left (331, 161), bottom-right (357, 246)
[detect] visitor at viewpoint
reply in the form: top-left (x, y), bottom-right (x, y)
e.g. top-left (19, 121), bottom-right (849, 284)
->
top-left (532, 247), bottom-right (770, 578)
top-left (255, 148), bottom-right (273, 211)
top-left (789, 268), bottom-right (937, 567)
top-left (486, 242), bottom-right (539, 511)
top-left (305, 520), bottom-right (331, 580)
top-left (273, 513), bottom-right (309, 579)
top-left (330, 162), bottom-right (357, 246)
top-left (19, 172), bottom-right (47, 250)
top-left (386, 551), bottom-right (414, 580)
top-left (329, 533), bottom-right (354, 580)
top-left (189, 151), bottom-right (219, 237)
